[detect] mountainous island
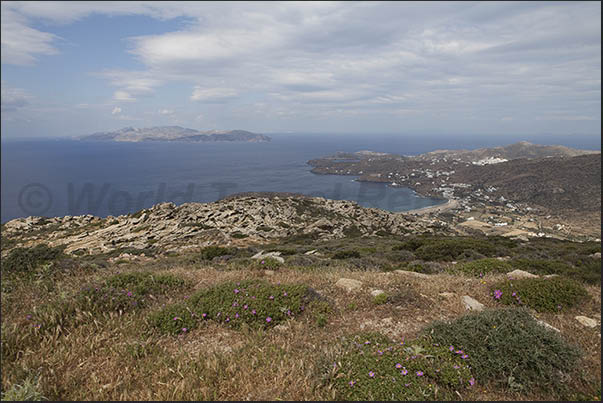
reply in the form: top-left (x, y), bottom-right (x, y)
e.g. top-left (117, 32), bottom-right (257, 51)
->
top-left (79, 126), bottom-right (271, 143)
top-left (1, 140), bottom-right (600, 401)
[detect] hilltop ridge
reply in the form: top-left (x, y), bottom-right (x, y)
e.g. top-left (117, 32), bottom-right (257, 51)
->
top-left (79, 126), bottom-right (271, 143)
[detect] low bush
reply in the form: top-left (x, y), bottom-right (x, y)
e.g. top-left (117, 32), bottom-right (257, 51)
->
top-left (422, 308), bottom-right (582, 394)
top-left (105, 271), bottom-right (186, 295)
top-left (1, 244), bottom-right (64, 274)
top-left (511, 258), bottom-right (601, 285)
top-left (325, 332), bottom-right (473, 401)
top-left (373, 293), bottom-right (388, 305)
top-left (490, 276), bottom-right (589, 312)
top-left (200, 246), bottom-right (231, 260)
top-left (1, 376), bottom-right (46, 401)
top-left (147, 303), bottom-right (197, 335)
top-left (150, 280), bottom-right (316, 334)
top-left (332, 250), bottom-right (361, 259)
top-left (453, 258), bottom-right (513, 276)
top-left (255, 257), bottom-right (281, 270)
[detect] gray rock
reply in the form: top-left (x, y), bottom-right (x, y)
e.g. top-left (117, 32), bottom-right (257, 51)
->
top-left (461, 296), bottom-right (484, 311)
top-left (336, 278), bottom-right (363, 292)
top-left (507, 269), bottom-right (538, 279)
top-left (575, 316), bottom-right (599, 328)
top-left (590, 252), bottom-right (601, 259)
top-left (394, 270), bottom-right (430, 279)
top-left (371, 289), bottom-right (385, 297)
top-left (536, 319), bottom-right (560, 333)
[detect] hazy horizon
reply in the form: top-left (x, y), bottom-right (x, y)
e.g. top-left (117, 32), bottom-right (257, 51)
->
top-left (2, 1), bottom-right (601, 140)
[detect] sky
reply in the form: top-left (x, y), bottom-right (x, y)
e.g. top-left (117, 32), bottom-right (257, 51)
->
top-left (1, 1), bottom-right (601, 139)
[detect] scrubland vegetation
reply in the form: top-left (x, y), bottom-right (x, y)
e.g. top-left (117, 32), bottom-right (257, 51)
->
top-left (1, 234), bottom-right (600, 400)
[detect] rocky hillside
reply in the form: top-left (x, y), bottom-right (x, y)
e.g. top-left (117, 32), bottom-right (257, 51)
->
top-left (415, 141), bottom-right (599, 163)
top-left (1, 193), bottom-right (455, 256)
top-left (80, 126), bottom-right (271, 143)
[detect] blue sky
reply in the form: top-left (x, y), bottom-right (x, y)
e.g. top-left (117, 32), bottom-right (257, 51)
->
top-left (1, 1), bottom-right (601, 139)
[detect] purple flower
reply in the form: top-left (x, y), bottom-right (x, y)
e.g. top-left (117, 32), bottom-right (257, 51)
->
top-left (225, 317), bottom-right (230, 322)
top-left (232, 302), bottom-right (238, 307)
top-left (469, 377), bottom-right (475, 386)
top-left (283, 292), bottom-right (288, 296)
top-left (455, 350), bottom-right (463, 355)
top-left (378, 350), bottom-right (383, 355)
top-left (235, 313), bottom-right (239, 319)
top-left (202, 313), bottom-right (207, 319)
top-left (349, 380), bottom-right (355, 387)
top-left (364, 341), bottom-right (371, 345)
top-left (182, 328), bottom-right (187, 332)
top-left (395, 363), bottom-right (402, 369)
top-left (369, 371), bottom-right (375, 378)
top-left (252, 309), bottom-right (257, 315)
top-left (512, 292), bottom-right (516, 297)
top-left (493, 289), bottom-right (503, 300)
top-left (269, 295), bottom-right (274, 300)
top-left (266, 317), bottom-right (272, 323)
top-left (261, 260), bottom-right (265, 264)
top-left (449, 345), bottom-right (454, 352)
top-left (127, 291), bottom-right (133, 297)
top-left (26, 315), bottom-right (32, 320)
top-left (461, 354), bottom-right (469, 359)
top-left (453, 365), bottom-right (460, 369)
top-left (401, 368), bottom-right (408, 376)
top-left (173, 317), bottom-right (179, 321)
top-left (416, 371), bottom-right (424, 377)
top-left (243, 304), bottom-right (248, 310)
top-left (234, 289), bottom-right (240, 294)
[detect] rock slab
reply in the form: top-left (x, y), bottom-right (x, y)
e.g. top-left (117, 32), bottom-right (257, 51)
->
top-left (462, 296), bottom-right (484, 312)
top-left (336, 278), bottom-right (363, 292)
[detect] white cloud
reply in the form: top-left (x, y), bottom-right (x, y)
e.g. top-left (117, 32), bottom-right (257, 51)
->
top-left (113, 90), bottom-right (136, 102)
top-left (1, 83), bottom-right (33, 111)
top-left (158, 108), bottom-right (174, 115)
top-left (190, 87), bottom-right (238, 102)
top-left (111, 106), bottom-right (122, 115)
top-left (1, 8), bottom-right (59, 65)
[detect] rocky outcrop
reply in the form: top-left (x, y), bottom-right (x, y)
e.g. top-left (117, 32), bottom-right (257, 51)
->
top-left (2, 193), bottom-right (456, 256)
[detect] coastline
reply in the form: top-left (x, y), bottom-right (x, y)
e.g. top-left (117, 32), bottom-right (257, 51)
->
top-left (403, 198), bottom-right (458, 215)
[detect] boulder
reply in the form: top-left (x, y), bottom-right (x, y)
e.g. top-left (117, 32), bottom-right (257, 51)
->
top-left (251, 250), bottom-right (285, 264)
top-left (461, 296), bottom-right (484, 312)
top-left (394, 270), bottom-right (430, 279)
top-left (336, 278), bottom-right (363, 292)
top-left (371, 289), bottom-right (385, 297)
top-left (590, 252), bottom-right (601, 259)
top-left (506, 269), bottom-right (538, 279)
top-left (575, 316), bottom-right (599, 328)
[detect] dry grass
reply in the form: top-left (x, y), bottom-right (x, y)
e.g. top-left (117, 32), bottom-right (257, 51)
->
top-left (1, 256), bottom-right (600, 401)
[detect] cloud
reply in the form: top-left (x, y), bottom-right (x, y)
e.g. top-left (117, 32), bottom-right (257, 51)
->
top-left (1, 7), bottom-right (59, 65)
top-left (158, 108), bottom-right (174, 115)
top-left (113, 90), bottom-right (136, 102)
top-left (111, 106), bottom-right (122, 115)
top-left (1, 83), bottom-right (33, 111)
top-left (190, 87), bottom-right (238, 102)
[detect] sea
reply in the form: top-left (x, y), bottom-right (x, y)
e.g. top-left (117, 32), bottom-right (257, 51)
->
top-left (1, 132), bottom-right (600, 223)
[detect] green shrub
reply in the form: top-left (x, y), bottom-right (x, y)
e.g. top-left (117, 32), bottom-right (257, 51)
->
top-left (326, 332), bottom-right (473, 401)
top-left (454, 258), bottom-right (513, 276)
top-left (200, 246), bottom-right (231, 260)
top-left (1, 376), bottom-right (45, 401)
top-left (150, 280), bottom-right (315, 333)
top-left (104, 271), bottom-right (186, 296)
top-left (147, 303), bottom-right (196, 335)
top-left (332, 250), bottom-right (361, 259)
top-left (414, 238), bottom-right (497, 261)
top-left (373, 293), bottom-right (388, 305)
top-left (1, 244), bottom-right (64, 273)
top-left (422, 308), bottom-right (582, 394)
top-left (255, 257), bottom-right (281, 270)
top-left (490, 276), bottom-right (589, 312)
top-left (511, 258), bottom-right (601, 285)
top-left (231, 232), bottom-right (248, 239)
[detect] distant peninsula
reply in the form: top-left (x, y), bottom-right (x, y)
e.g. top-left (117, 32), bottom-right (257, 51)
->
top-left (79, 126), bottom-right (271, 143)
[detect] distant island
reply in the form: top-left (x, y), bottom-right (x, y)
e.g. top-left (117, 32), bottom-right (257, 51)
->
top-left (79, 126), bottom-right (271, 143)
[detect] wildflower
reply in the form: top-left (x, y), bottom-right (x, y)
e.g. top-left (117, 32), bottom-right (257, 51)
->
top-left (469, 378), bottom-right (475, 386)
top-left (557, 305), bottom-right (562, 310)
top-left (234, 289), bottom-right (240, 294)
top-left (26, 315), bottom-right (32, 320)
top-left (416, 371), bottom-right (424, 377)
top-left (449, 345), bottom-right (454, 352)
top-left (235, 313), bottom-right (239, 319)
top-left (226, 317), bottom-right (230, 322)
top-left (461, 354), bottom-right (469, 359)
top-left (243, 304), bottom-right (248, 310)
top-left (512, 292), bottom-right (516, 297)
top-left (349, 380), bottom-right (355, 387)
top-left (493, 289), bottom-right (503, 299)
top-left (202, 313), bottom-right (207, 319)
top-left (283, 291), bottom-right (288, 296)
top-left (252, 309), bottom-right (257, 315)
top-left (369, 371), bottom-right (375, 378)
top-left (232, 302), bottom-right (238, 307)
top-left (300, 305), bottom-right (304, 311)
top-left (261, 260), bottom-right (265, 265)
top-left (127, 291), bottom-right (133, 297)
top-left (182, 328), bottom-right (187, 332)
top-left (173, 317), bottom-right (179, 321)
top-left (364, 341), bottom-right (371, 345)
top-left (269, 295), bottom-right (274, 300)
top-left (401, 368), bottom-right (408, 376)
top-left (453, 365), bottom-right (460, 369)
top-left (378, 350), bottom-right (383, 355)
top-left (395, 363), bottom-right (402, 369)
top-left (266, 317), bottom-right (272, 323)
top-left (455, 350), bottom-right (463, 355)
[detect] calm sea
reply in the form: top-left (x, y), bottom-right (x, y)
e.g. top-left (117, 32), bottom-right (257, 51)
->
top-left (1, 133), bottom-right (599, 223)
